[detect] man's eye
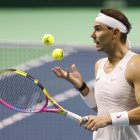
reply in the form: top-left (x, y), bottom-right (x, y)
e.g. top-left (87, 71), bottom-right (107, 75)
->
top-left (96, 28), bottom-right (101, 31)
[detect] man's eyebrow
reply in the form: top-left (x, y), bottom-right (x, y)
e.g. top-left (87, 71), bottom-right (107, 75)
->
top-left (94, 25), bottom-right (102, 28)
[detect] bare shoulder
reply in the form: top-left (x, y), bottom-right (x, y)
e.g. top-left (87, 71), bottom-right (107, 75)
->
top-left (127, 53), bottom-right (140, 70)
top-left (126, 53), bottom-right (140, 82)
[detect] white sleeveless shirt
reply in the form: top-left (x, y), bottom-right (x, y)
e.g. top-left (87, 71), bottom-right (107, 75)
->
top-left (94, 50), bottom-right (140, 140)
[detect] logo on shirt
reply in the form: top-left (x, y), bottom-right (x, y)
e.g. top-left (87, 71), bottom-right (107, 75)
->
top-left (110, 78), bottom-right (117, 81)
top-left (116, 114), bottom-right (122, 119)
top-left (96, 77), bottom-right (100, 81)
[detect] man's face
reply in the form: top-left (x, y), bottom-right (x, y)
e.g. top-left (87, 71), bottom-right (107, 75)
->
top-left (91, 21), bottom-right (114, 52)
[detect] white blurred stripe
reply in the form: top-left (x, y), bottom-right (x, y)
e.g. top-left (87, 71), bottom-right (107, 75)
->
top-left (0, 80), bottom-right (94, 129)
top-left (0, 87), bottom-right (79, 129)
top-left (0, 46), bottom-right (94, 130)
top-left (0, 46), bottom-right (78, 129)
top-left (15, 48), bottom-right (77, 71)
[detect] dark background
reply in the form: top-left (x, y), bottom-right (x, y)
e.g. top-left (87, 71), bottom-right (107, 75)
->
top-left (0, 0), bottom-right (139, 7)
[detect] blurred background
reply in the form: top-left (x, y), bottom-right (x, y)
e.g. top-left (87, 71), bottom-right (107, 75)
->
top-left (0, 0), bottom-right (140, 46)
top-left (0, 1), bottom-right (140, 140)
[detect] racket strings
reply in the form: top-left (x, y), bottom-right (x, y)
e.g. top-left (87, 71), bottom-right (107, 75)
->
top-left (0, 72), bottom-right (46, 112)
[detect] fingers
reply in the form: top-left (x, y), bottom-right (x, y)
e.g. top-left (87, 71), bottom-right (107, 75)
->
top-left (91, 126), bottom-right (98, 132)
top-left (65, 68), bottom-right (70, 79)
top-left (52, 67), bottom-right (62, 78)
top-left (86, 121), bottom-right (98, 131)
top-left (71, 64), bottom-right (77, 72)
top-left (80, 116), bottom-right (88, 126)
top-left (52, 67), bottom-right (70, 79)
top-left (52, 64), bottom-right (77, 78)
top-left (80, 116), bottom-right (98, 132)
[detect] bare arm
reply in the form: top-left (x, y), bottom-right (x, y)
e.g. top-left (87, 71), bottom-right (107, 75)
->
top-left (126, 55), bottom-right (140, 124)
top-left (52, 63), bottom-right (97, 110)
top-left (81, 55), bottom-right (140, 132)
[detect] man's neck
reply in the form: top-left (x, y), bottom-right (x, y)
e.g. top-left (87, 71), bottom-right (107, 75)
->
top-left (107, 47), bottom-right (129, 65)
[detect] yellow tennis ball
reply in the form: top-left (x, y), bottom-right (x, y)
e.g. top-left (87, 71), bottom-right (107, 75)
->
top-left (42, 34), bottom-right (54, 46)
top-left (52, 48), bottom-right (64, 61)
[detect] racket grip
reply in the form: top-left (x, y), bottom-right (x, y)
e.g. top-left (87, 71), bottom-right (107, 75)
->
top-left (65, 111), bottom-right (82, 123)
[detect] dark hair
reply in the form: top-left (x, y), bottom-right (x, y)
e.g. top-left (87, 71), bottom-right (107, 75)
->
top-left (100, 8), bottom-right (132, 43)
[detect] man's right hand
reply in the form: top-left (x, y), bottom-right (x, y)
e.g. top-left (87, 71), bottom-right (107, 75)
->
top-left (52, 64), bottom-right (84, 89)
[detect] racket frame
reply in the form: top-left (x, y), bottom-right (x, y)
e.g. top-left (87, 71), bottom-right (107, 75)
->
top-left (0, 69), bottom-right (82, 123)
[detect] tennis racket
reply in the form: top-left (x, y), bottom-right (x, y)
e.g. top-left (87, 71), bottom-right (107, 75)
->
top-left (0, 69), bottom-right (82, 123)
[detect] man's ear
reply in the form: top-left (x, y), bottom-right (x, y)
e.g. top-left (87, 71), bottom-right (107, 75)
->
top-left (112, 28), bottom-right (120, 39)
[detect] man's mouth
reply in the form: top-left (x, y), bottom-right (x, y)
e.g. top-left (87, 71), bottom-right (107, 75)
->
top-left (94, 41), bottom-right (100, 45)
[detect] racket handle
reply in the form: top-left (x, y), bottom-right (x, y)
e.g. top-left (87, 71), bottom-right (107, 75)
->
top-left (65, 111), bottom-right (82, 123)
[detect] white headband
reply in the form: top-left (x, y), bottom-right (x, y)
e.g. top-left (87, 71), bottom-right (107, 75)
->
top-left (95, 13), bottom-right (127, 33)
top-left (95, 13), bottom-right (131, 48)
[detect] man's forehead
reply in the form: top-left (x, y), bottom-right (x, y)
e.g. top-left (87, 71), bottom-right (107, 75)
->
top-left (94, 21), bottom-right (107, 28)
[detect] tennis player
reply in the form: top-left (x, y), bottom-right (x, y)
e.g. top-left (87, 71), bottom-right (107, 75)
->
top-left (52, 8), bottom-right (140, 140)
